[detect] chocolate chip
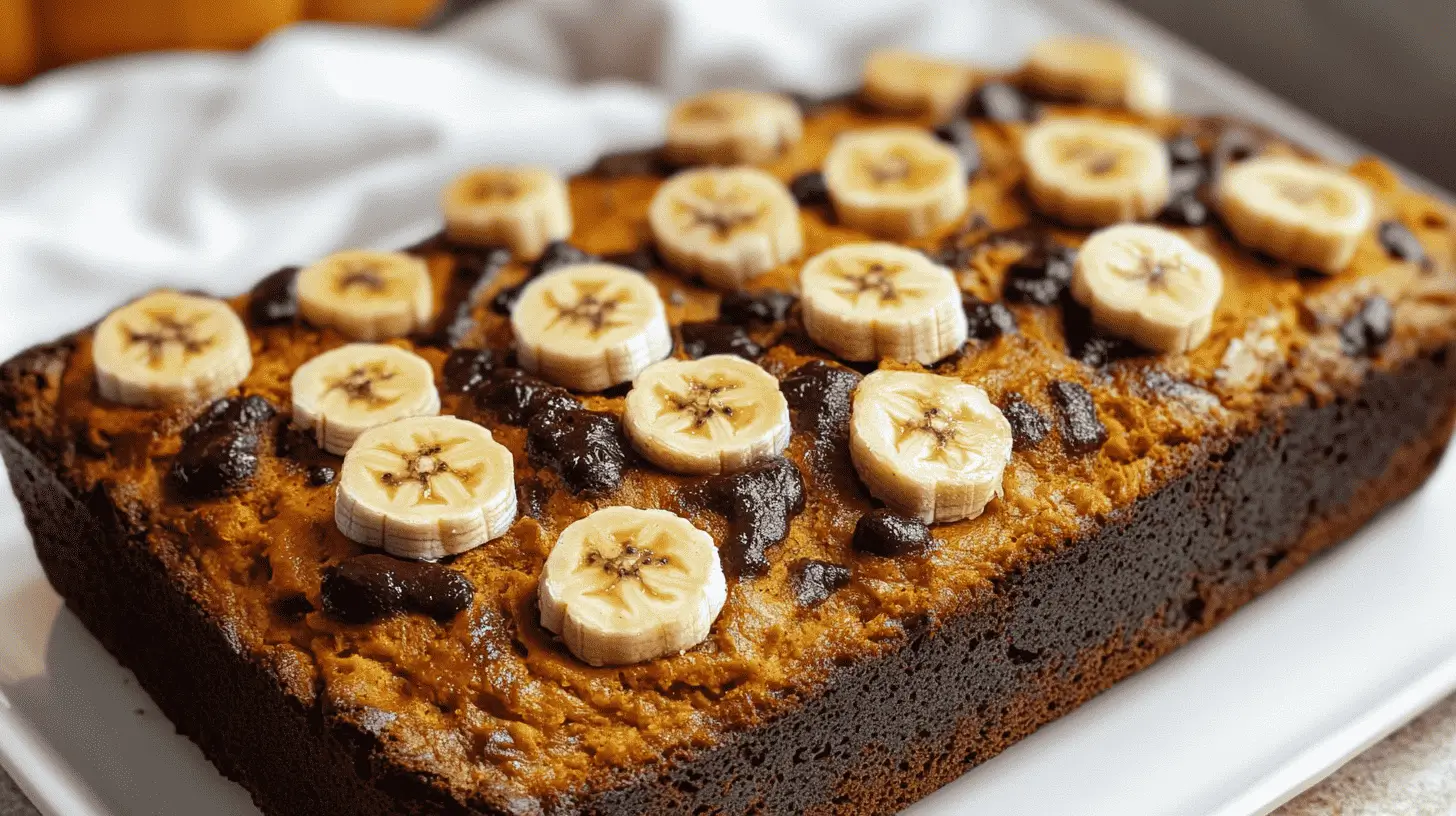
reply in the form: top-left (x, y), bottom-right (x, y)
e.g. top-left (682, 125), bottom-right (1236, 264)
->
top-left (531, 241), bottom-right (596, 278)
top-left (1001, 395), bottom-right (1050, 450)
top-left (1063, 304), bottom-right (1143, 366)
top-left (1211, 128), bottom-right (1263, 177)
top-left (1378, 220), bottom-right (1425, 264)
top-left (247, 266), bottom-right (299, 326)
top-left (590, 148), bottom-right (668, 178)
top-left (490, 283), bottom-right (526, 315)
top-left (442, 348), bottom-right (500, 394)
top-left (475, 369), bottom-right (577, 425)
top-left (271, 594), bottom-right (314, 621)
top-left (692, 457), bottom-right (804, 577)
top-left (308, 466), bottom-right (336, 486)
top-left (791, 559), bottom-right (851, 608)
top-left (781, 361), bottom-right (862, 475)
top-left (171, 396), bottom-right (276, 500)
top-left (679, 323), bottom-right (763, 360)
top-left (968, 81), bottom-right (1038, 123)
top-left (852, 509), bottom-right (933, 557)
top-left (1158, 194), bottom-right (1210, 227)
top-left (526, 408), bottom-right (627, 496)
top-left (1339, 295), bottom-right (1394, 357)
top-left (789, 171), bottom-right (830, 207)
top-left (932, 119), bottom-right (982, 177)
top-left (1004, 241), bottom-right (1075, 305)
top-left (719, 290), bottom-right (797, 325)
top-left (321, 554), bottom-right (475, 624)
top-left (963, 297), bottom-right (1018, 340)
top-left (436, 247), bottom-right (510, 347)
top-left (1167, 135), bottom-right (1204, 166)
top-left (1048, 380), bottom-right (1107, 454)
top-left (603, 246), bottom-right (660, 273)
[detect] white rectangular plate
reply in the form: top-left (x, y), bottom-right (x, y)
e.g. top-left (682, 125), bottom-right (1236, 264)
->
top-left (2, 1), bottom-right (1454, 815)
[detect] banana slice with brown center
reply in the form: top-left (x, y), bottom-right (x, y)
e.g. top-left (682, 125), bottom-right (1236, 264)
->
top-left (623, 355), bottom-right (791, 475)
top-left (539, 506), bottom-right (727, 667)
top-left (296, 250), bottom-right (433, 341)
top-left (861, 49), bottom-right (976, 120)
top-left (665, 90), bottom-right (804, 166)
top-left (648, 166), bottom-right (803, 289)
top-left (850, 370), bottom-right (1013, 524)
top-left (442, 166), bottom-right (573, 261)
top-left (1022, 118), bottom-right (1171, 227)
top-left (92, 291), bottom-right (253, 408)
top-left (511, 262), bottom-right (673, 392)
top-left (1071, 224), bottom-right (1225, 354)
top-left (335, 415), bottom-right (517, 561)
top-left (822, 127), bottom-right (969, 240)
top-left (1024, 36), bottom-right (1171, 115)
top-left (291, 343), bottom-right (441, 455)
top-left (799, 242), bottom-right (968, 364)
top-left (1216, 155), bottom-right (1374, 274)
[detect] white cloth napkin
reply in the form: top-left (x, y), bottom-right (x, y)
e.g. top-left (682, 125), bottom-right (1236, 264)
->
top-left (0, 0), bottom-right (1058, 360)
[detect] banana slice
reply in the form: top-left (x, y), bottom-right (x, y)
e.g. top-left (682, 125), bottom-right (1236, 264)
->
top-left (1022, 118), bottom-right (1171, 227)
top-left (1216, 155), bottom-right (1374, 274)
top-left (93, 291), bottom-right (253, 408)
top-left (665, 90), bottom-right (803, 166)
top-left (335, 415), bottom-right (517, 561)
top-left (1071, 224), bottom-right (1224, 354)
top-left (849, 370), bottom-right (1013, 524)
top-left (442, 166), bottom-right (573, 261)
top-left (1024, 36), bottom-right (1171, 115)
top-left (799, 243), bottom-right (968, 364)
top-left (539, 506), bottom-right (726, 667)
top-left (291, 343), bottom-right (441, 455)
top-left (511, 262), bottom-right (673, 392)
top-left (861, 49), bottom-right (975, 120)
top-left (822, 127), bottom-right (969, 240)
top-left (296, 250), bottom-right (433, 341)
top-left (623, 355), bottom-right (790, 475)
top-left (648, 166), bottom-right (803, 290)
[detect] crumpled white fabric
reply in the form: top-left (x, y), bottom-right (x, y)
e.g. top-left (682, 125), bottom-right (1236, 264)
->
top-left (0, 0), bottom-right (1058, 359)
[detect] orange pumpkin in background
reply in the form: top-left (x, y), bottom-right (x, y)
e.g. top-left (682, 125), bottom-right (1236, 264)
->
top-left (0, 0), bottom-right (444, 83)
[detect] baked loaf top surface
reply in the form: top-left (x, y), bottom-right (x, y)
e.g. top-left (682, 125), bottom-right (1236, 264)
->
top-left (4, 43), bottom-right (1456, 809)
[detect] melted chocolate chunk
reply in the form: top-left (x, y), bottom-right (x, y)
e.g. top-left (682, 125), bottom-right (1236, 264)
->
top-left (694, 457), bottom-right (805, 577)
top-left (963, 297), bottom-right (1018, 340)
top-left (967, 81), bottom-right (1038, 123)
top-left (679, 323), bottom-right (763, 360)
top-left (603, 246), bottom-right (661, 273)
top-left (781, 361), bottom-right (863, 474)
top-left (271, 594), bottom-right (314, 621)
top-left (526, 408), bottom-right (627, 496)
top-left (475, 370), bottom-right (578, 425)
top-left (321, 554), bottom-right (475, 624)
top-left (1004, 240), bottom-right (1075, 305)
top-left (171, 396), bottom-right (277, 500)
top-left (590, 148), bottom-right (669, 178)
top-left (1339, 295), bottom-right (1395, 357)
top-left (1001, 395), bottom-right (1051, 451)
top-left (719, 289), bottom-right (797, 325)
top-left (789, 171), bottom-right (830, 207)
top-left (436, 246), bottom-right (510, 347)
top-left (852, 509), bottom-right (933, 558)
top-left (247, 266), bottom-right (299, 326)
top-left (308, 465), bottom-right (337, 486)
top-left (1378, 220), bottom-right (1425, 264)
top-left (1211, 128), bottom-right (1263, 177)
top-left (1158, 194), bottom-right (1210, 227)
top-left (442, 348), bottom-right (500, 394)
top-left (490, 283), bottom-right (526, 316)
top-left (1166, 134), bottom-right (1204, 166)
top-left (791, 559), bottom-right (852, 608)
top-left (1063, 303), bottom-right (1143, 367)
top-left (1049, 380), bottom-right (1107, 455)
top-left (932, 119), bottom-right (982, 177)
top-left (531, 240), bottom-right (596, 278)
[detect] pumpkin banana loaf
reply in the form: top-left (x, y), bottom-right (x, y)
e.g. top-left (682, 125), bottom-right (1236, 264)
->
top-left (4, 38), bottom-right (1456, 815)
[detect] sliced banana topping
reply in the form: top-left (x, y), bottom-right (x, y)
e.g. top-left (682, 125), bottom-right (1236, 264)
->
top-left (1072, 224), bottom-right (1224, 354)
top-left (624, 355), bottom-right (790, 475)
top-left (800, 243), bottom-right (968, 364)
top-left (1216, 155), bottom-right (1374, 274)
top-left (291, 344), bottom-right (441, 455)
top-left (648, 166), bottom-right (803, 290)
top-left (442, 166), bottom-right (573, 261)
top-left (539, 506), bottom-right (727, 667)
top-left (511, 262), bottom-right (673, 392)
top-left (1024, 36), bottom-right (1171, 115)
top-left (93, 291), bottom-right (252, 408)
top-left (335, 415), bottom-right (517, 561)
top-left (861, 49), bottom-right (975, 120)
top-left (296, 250), bottom-right (433, 341)
top-left (849, 370), bottom-right (1013, 524)
top-left (665, 90), bottom-right (803, 167)
top-left (1022, 118), bottom-right (1171, 227)
top-left (822, 127), bottom-right (969, 240)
